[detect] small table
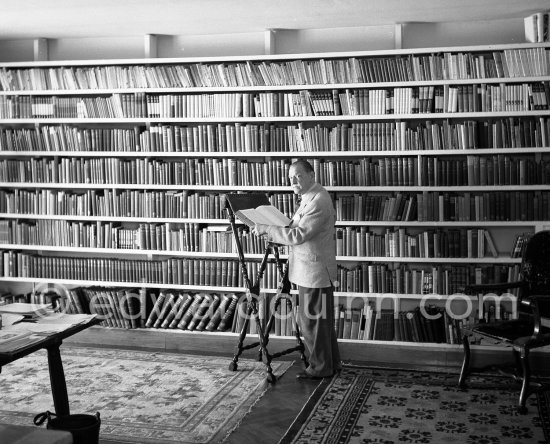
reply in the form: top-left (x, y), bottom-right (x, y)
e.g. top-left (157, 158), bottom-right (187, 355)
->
top-left (0, 315), bottom-right (100, 416)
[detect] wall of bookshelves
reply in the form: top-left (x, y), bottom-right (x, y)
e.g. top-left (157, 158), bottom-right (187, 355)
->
top-left (0, 42), bottom-right (549, 359)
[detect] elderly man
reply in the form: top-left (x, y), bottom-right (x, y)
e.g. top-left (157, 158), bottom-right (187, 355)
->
top-left (253, 159), bottom-right (342, 379)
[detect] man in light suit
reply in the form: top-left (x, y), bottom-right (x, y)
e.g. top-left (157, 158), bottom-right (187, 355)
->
top-left (253, 159), bottom-right (342, 379)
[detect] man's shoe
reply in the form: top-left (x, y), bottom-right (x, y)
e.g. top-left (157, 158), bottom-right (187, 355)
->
top-left (296, 371), bottom-right (323, 380)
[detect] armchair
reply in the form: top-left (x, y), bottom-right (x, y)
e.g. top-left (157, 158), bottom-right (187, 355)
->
top-left (458, 230), bottom-right (550, 413)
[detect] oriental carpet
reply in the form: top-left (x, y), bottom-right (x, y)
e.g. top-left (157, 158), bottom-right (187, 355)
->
top-left (280, 366), bottom-right (550, 444)
top-left (0, 346), bottom-right (292, 443)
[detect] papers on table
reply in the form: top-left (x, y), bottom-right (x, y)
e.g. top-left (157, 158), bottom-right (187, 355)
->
top-left (38, 313), bottom-right (97, 325)
top-left (9, 313), bottom-right (98, 334)
top-left (8, 322), bottom-right (68, 334)
top-left (0, 312), bottom-right (97, 353)
top-left (0, 313), bottom-right (25, 327)
top-left (0, 303), bottom-right (52, 319)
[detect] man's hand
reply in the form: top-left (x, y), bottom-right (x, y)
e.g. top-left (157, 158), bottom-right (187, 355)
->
top-left (252, 224), bottom-right (268, 236)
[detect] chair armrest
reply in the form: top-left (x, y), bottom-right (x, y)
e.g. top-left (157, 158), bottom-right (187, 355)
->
top-left (520, 294), bottom-right (550, 308)
top-left (464, 281), bottom-right (524, 296)
top-left (518, 295), bottom-right (550, 341)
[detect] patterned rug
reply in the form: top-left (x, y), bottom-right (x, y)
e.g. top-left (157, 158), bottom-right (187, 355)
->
top-left (0, 346), bottom-right (292, 443)
top-left (280, 366), bottom-right (550, 444)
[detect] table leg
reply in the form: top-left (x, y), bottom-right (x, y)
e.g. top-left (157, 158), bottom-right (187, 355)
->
top-left (47, 341), bottom-right (70, 416)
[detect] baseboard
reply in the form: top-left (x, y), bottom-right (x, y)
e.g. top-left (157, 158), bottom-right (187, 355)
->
top-left (64, 326), bottom-right (550, 373)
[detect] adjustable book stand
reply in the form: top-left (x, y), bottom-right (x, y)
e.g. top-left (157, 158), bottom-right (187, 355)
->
top-left (225, 193), bottom-right (308, 383)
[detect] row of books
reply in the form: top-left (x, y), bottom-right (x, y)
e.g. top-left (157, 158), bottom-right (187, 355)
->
top-left (1, 117), bottom-right (549, 155)
top-left (0, 220), bottom-right (503, 260)
top-left (67, 287), bottom-right (318, 339)
top-left (2, 252), bottom-right (293, 289)
top-left (65, 286), bottom-right (474, 344)
top-left (313, 156), bottom-right (550, 187)
top-left (465, 155), bottom-right (550, 186)
top-left (1, 245), bottom-right (529, 294)
top-left (0, 48), bottom-right (548, 92)
top-left (446, 83), bottom-right (549, 113)
top-left (97, 116), bottom-right (548, 154)
top-left (0, 285), bottom-right (516, 345)
top-left (336, 83), bottom-right (550, 115)
top-left (70, 289), bottom-right (242, 332)
top-left (0, 219), bottom-right (288, 256)
top-left (0, 189), bottom-right (228, 220)
top-left (335, 227), bottom-right (499, 259)
top-left (0, 220), bottom-right (209, 251)
top-left (335, 306), bottom-right (457, 343)
top-left (0, 219), bottom-right (502, 259)
top-left (0, 157), bottom-right (293, 187)
top-left (2, 155), bottom-right (548, 187)
top-left (338, 301), bottom-right (515, 343)
top-left (335, 263), bottom-right (521, 296)
top-left (0, 82), bottom-right (548, 120)
top-left (0, 217), bottom-right (540, 259)
top-left (2, 187), bottom-right (549, 225)
top-left (334, 190), bottom-right (550, 223)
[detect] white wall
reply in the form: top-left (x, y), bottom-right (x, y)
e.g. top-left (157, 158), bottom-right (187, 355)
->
top-left (0, 18), bottom-right (530, 62)
top-left (402, 19), bottom-right (525, 48)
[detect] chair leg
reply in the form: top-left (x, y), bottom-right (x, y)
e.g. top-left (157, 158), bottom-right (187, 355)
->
top-left (458, 334), bottom-right (471, 388)
top-left (517, 347), bottom-right (530, 415)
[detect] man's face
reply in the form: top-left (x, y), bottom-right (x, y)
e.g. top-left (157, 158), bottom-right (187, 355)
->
top-left (289, 164), bottom-right (315, 195)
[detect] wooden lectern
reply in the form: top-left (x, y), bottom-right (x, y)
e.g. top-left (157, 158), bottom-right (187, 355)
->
top-left (225, 193), bottom-right (307, 383)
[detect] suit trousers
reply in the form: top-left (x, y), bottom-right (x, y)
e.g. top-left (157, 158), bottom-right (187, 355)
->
top-left (297, 285), bottom-right (341, 377)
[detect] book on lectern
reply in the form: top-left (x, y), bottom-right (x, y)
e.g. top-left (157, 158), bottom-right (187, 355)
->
top-left (235, 205), bottom-right (291, 228)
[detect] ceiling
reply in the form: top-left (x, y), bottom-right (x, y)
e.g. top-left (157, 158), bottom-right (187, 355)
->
top-left (0, 0), bottom-right (548, 40)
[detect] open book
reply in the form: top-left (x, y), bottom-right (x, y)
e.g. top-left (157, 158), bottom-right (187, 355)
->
top-left (235, 205), bottom-right (291, 228)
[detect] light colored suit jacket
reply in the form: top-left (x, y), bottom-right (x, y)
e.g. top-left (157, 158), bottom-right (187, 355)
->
top-left (266, 182), bottom-right (337, 288)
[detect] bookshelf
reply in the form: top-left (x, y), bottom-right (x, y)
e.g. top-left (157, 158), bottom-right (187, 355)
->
top-left (0, 42), bottom-right (549, 362)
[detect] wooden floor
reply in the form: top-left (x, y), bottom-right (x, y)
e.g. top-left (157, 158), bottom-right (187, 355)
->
top-left (225, 359), bottom-right (323, 444)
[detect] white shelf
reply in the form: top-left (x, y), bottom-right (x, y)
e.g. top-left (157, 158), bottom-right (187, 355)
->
top-left (0, 276), bottom-right (519, 304)
top-left (0, 110), bottom-right (550, 124)
top-left (1, 147), bottom-right (548, 158)
top-left (337, 255), bottom-right (521, 264)
top-left (0, 276), bottom-right (247, 292)
top-left (1, 76), bottom-right (550, 96)
top-left (0, 213), bottom-right (541, 227)
top-left (0, 214), bottom-right (225, 223)
top-left (0, 243), bottom-right (522, 264)
top-left (2, 183), bottom-right (549, 192)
